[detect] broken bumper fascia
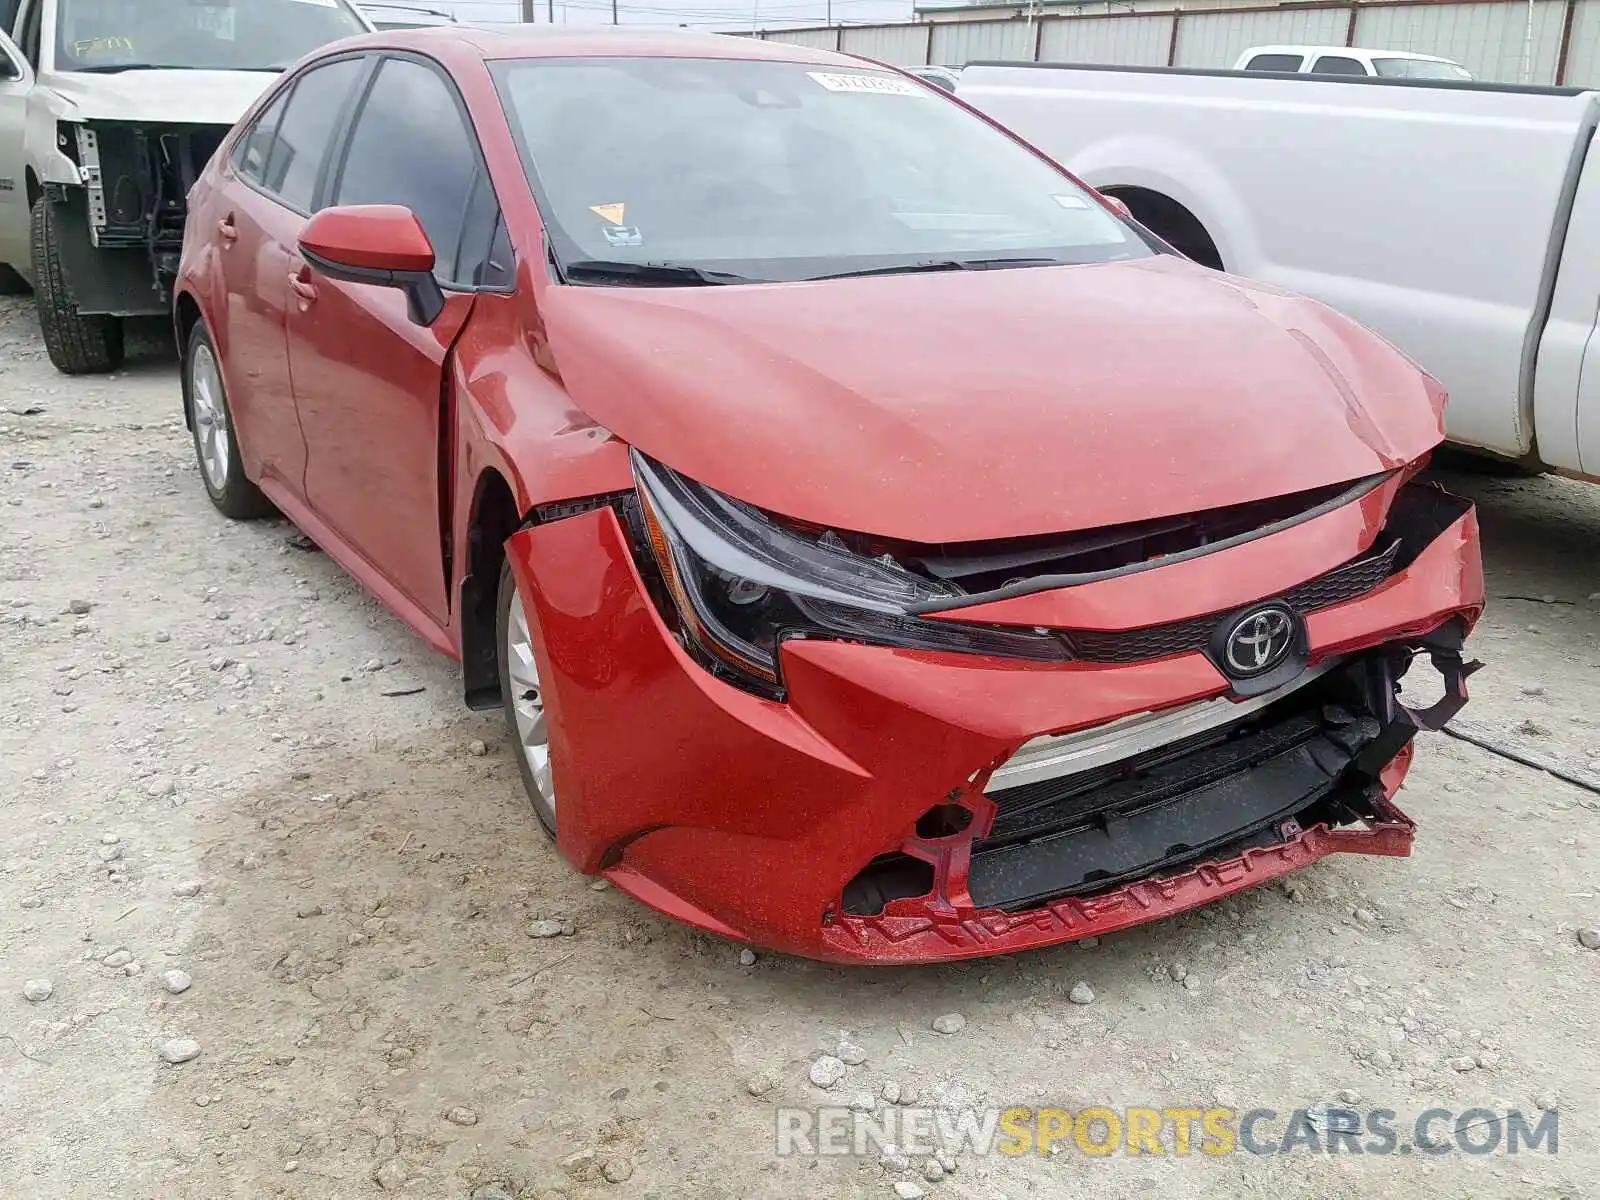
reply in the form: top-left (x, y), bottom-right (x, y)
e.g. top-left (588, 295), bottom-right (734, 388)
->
top-left (505, 489), bottom-right (1482, 964)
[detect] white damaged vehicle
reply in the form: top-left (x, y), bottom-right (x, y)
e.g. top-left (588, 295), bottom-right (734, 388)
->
top-left (0, 0), bottom-right (371, 372)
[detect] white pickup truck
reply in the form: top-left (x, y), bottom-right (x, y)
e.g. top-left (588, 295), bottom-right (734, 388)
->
top-left (957, 64), bottom-right (1600, 479)
top-left (0, 0), bottom-right (371, 373)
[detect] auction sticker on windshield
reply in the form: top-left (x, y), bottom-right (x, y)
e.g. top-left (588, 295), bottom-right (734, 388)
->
top-left (808, 72), bottom-right (921, 96)
top-left (195, 5), bottom-right (237, 37)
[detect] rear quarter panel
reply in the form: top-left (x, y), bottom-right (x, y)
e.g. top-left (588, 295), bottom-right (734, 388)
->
top-left (957, 65), bottom-right (1600, 463)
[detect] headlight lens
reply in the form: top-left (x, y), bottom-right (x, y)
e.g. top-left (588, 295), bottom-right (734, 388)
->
top-left (630, 451), bottom-right (1072, 697)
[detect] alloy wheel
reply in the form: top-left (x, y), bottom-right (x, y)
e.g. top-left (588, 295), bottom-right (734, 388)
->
top-left (189, 342), bottom-right (231, 491)
top-left (506, 589), bottom-right (555, 814)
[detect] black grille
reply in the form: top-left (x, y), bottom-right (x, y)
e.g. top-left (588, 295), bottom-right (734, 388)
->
top-left (1065, 539), bottom-right (1400, 665)
top-left (968, 659), bottom-right (1397, 911)
top-left (900, 477), bottom-right (1365, 593)
top-left (984, 709), bottom-right (1331, 846)
top-left (1284, 539), bottom-right (1400, 612)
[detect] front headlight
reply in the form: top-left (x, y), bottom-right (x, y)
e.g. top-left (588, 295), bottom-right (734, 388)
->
top-left (629, 451), bottom-right (1072, 698)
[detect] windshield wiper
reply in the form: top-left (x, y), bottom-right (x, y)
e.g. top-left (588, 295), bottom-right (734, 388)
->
top-left (72, 63), bottom-right (198, 73)
top-left (561, 260), bottom-right (757, 287)
top-left (813, 256), bottom-right (1071, 281)
top-left (72, 62), bottom-right (281, 73)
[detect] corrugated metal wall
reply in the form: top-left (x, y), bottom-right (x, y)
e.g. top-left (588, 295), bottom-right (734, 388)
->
top-left (1354, 0), bottom-right (1567, 82)
top-left (1567, 0), bottom-right (1600, 85)
top-left (1039, 13), bottom-right (1175, 65)
top-left (930, 19), bottom-right (1036, 64)
top-left (760, 0), bottom-right (1600, 87)
top-left (765, 26), bottom-right (837, 50)
top-left (840, 23), bottom-right (929, 65)
top-left (1174, 7), bottom-right (1349, 67)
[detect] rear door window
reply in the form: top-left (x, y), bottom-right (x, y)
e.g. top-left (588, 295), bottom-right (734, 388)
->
top-left (330, 56), bottom-right (487, 284)
top-left (1310, 55), bottom-right (1369, 76)
top-left (262, 57), bottom-right (366, 213)
top-left (233, 88), bottom-right (291, 184)
top-left (1243, 53), bottom-right (1303, 72)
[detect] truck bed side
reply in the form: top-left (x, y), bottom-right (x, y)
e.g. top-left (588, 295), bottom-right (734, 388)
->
top-left (958, 64), bottom-right (1600, 466)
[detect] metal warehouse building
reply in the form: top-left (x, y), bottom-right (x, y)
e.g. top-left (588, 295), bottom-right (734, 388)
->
top-left (752, 0), bottom-right (1600, 88)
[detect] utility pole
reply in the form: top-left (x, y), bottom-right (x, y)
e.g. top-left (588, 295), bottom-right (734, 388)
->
top-left (612, 0), bottom-right (618, 21)
top-left (519, 0), bottom-right (535, 21)
top-left (547, 0), bottom-right (554, 20)
top-left (827, 0), bottom-right (832, 26)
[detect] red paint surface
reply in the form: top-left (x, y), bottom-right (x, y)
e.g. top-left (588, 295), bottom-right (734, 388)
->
top-left (174, 28), bottom-right (1485, 963)
top-left (542, 258), bottom-right (1444, 543)
top-left (508, 504), bottom-right (1478, 962)
top-left (299, 204), bottom-right (437, 274)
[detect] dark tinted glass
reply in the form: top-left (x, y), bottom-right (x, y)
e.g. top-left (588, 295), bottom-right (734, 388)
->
top-left (1243, 53), bottom-right (1303, 72)
top-left (452, 168), bottom-right (513, 287)
top-left (333, 57), bottom-right (480, 282)
top-left (264, 57), bottom-right (364, 212)
top-left (1310, 55), bottom-right (1368, 76)
top-left (234, 87), bottom-right (290, 183)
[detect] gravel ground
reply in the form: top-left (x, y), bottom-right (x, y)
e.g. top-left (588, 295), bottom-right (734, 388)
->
top-left (2, 293), bottom-right (1597, 1200)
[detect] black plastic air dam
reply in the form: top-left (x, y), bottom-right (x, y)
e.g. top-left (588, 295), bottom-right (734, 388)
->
top-left (966, 735), bottom-right (1371, 911)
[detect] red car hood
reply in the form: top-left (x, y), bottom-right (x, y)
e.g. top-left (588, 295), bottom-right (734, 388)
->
top-left (540, 256), bottom-right (1444, 543)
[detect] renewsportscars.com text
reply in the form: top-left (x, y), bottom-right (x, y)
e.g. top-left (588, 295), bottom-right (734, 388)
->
top-left (775, 1105), bottom-right (1559, 1158)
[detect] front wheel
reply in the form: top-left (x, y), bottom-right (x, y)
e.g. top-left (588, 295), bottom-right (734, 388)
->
top-left (183, 323), bottom-right (273, 520)
top-left (30, 198), bottom-right (124, 374)
top-left (497, 560), bottom-right (557, 837)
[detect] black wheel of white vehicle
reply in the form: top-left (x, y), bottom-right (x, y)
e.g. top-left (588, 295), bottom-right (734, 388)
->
top-left (497, 560), bottom-right (557, 837)
top-left (0, 264), bottom-right (30, 295)
top-left (30, 198), bottom-right (124, 375)
top-left (183, 323), bottom-right (273, 520)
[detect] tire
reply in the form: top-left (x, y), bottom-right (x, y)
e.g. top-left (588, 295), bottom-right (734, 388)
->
top-left (0, 263), bottom-right (30, 295)
top-left (30, 197), bottom-right (124, 374)
top-left (183, 322), bottom-right (274, 520)
top-left (497, 559), bottom-right (558, 837)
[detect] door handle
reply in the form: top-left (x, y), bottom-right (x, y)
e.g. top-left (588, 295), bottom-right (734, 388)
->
top-left (288, 271), bottom-right (317, 304)
top-left (217, 215), bottom-right (238, 243)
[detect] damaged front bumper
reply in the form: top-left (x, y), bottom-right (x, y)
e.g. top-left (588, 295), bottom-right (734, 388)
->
top-left (506, 480), bottom-right (1483, 963)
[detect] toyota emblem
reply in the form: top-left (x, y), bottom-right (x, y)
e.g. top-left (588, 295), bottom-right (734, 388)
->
top-left (1222, 606), bottom-right (1297, 676)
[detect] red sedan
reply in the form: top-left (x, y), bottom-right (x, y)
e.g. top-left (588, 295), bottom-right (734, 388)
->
top-left (174, 27), bottom-right (1483, 963)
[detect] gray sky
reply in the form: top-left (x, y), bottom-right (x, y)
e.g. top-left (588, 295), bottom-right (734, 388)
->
top-left (415, 0), bottom-right (918, 32)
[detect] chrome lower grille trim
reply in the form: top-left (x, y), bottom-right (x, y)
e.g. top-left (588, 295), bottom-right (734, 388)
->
top-left (986, 661), bottom-right (1337, 795)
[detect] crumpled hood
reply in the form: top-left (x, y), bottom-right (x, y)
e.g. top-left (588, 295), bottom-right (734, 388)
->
top-left (541, 255), bottom-right (1445, 543)
top-left (41, 68), bottom-right (273, 125)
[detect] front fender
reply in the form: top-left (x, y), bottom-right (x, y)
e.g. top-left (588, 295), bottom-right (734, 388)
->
top-left (454, 290), bottom-right (632, 521)
top-left (24, 90), bottom-right (82, 187)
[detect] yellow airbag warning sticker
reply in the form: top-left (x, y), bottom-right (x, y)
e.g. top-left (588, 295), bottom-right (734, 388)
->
top-left (589, 202), bottom-right (626, 225)
top-left (808, 71), bottom-right (920, 96)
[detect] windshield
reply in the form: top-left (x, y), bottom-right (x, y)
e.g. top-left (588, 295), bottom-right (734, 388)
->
top-left (492, 56), bottom-right (1152, 285)
top-left (55, 0), bottom-right (369, 72)
top-left (1372, 57), bottom-right (1472, 80)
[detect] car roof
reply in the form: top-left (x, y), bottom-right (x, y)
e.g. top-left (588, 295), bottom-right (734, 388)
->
top-left (1241, 44), bottom-right (1456, 63)
top-left (358, 25), bottom-right (858, 66)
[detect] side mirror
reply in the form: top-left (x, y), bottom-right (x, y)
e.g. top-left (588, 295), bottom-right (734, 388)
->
top-left (298, 204), bottom-right (445, 326)
top-left (1098, 192), bottom-right (1133, 221)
